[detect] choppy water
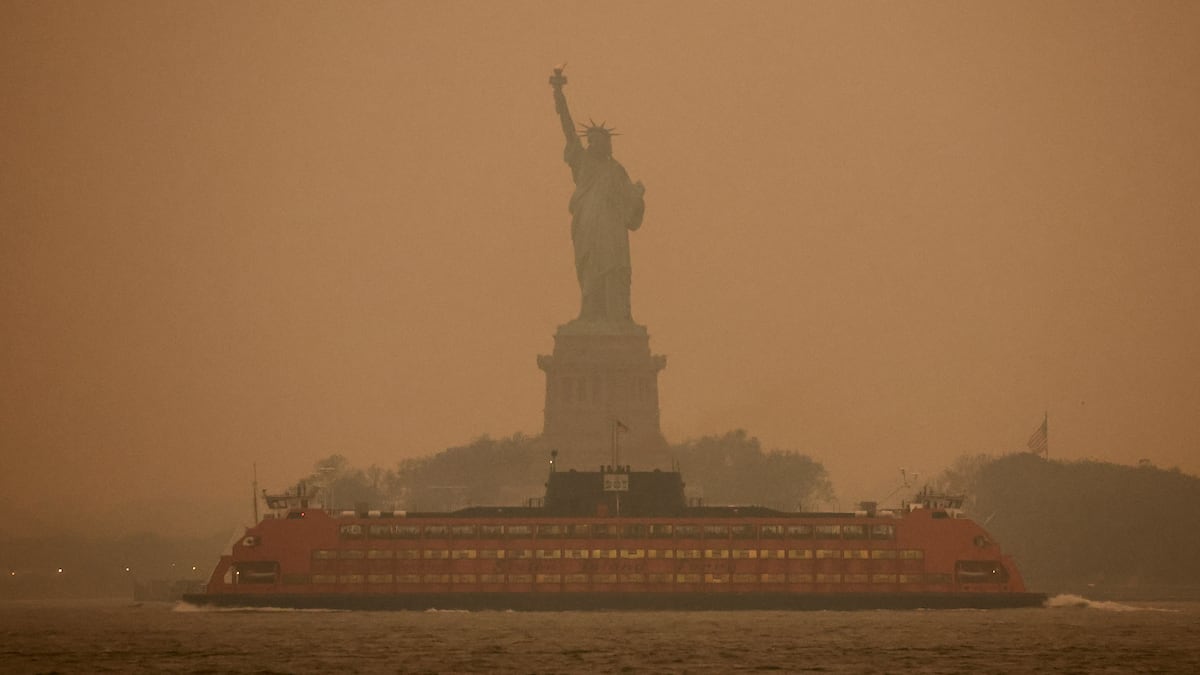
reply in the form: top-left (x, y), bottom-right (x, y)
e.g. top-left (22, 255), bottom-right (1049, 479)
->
top-left (1, 596), bottom-right (1198, 673)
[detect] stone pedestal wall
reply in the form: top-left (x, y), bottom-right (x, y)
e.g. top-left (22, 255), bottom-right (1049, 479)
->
top-left (538, 321), bottom-right (668, 469)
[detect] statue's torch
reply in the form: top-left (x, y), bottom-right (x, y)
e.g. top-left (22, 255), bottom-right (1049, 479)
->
top-left (549, 65), bottom-right (568, 90)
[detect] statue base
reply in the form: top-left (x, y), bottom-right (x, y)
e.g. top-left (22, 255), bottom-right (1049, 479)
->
top-left (538, 320), bottom-right (669, 470)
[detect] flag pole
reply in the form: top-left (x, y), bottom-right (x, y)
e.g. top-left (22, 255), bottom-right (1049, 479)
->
top-left (1044, 410), bottom-right (1049, 459)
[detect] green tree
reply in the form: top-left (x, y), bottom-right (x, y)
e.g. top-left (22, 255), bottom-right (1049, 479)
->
top-left (671, 430), bottom-right (835, 510)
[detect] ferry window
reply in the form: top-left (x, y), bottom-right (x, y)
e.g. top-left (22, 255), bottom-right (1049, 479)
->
top-left (788, 549), bottom-right (813, 559)
top-left (312, 574), bottom-right (337, 584)
top-left (505, 525), bottom-right (532, 538)
top-left (621, 524), bottom-right (646, 538)
top-left (871, 549), bottom-right (898, 559)
top-left (337, 574), bottom-right (364, 584)
top-left (731, 525), bottom-right (755, 539)
top-left (785, 524), bottom-right (812, 539)
top-left (815, 549), bottom-right (839, 559)
top-left (233, 561), bottom-right (279, 585)
top-left (451, 525), bottom-right (477, 538)
top-left (592, 524), bottom-right (618, 538)
top-left (872, 574), bottom-right (898, 584)
top-left (451, 549), bottom-right (476, 560)
top-left (312, 550), bottom-right (338, 560)
top-left (368, 525), bottom-right (393, 539)
top-left (845, 574), bottom-right (869, 583)
top-left (675, 549), bottom-right (702, 559)
top-left (673, 525), bottom-right (701, 538)
top-left (842, 525), bottom-right (867, 540)
top-left (423, 525), bottom-right (448, 538)
top-left (815, 573), bottom-right (841, 583)
top-left (759, 525), bottom-right (784, 539)
top-left (338, 549), bottom-right (365, 559)
top-left (564, 523), bottom-right (591, 538)
top-left (925, 573), bottom-right (952, 584)
top-left (339, 524), bottom-right (364, 539)
top-left (395, 549), bottom-right (420, 559)
top-left (648, 524), bottom-right (673, 538)
top-left (703, 525), bottom-right (729, 539)
top-left (479, 525), bottom-right (504, 538)
top-left (506, 549), bottom-right (532, 559)
top-left (537, 524), bottom-right (564, 538)
top-left (813, 524), bottom-right (840, 539)
top-left (479, 549), bottom-right (503, 559)
top-left (955, 560), bottom-right (1009, 583)
top-left (788, 573), bottom-right (813, 583)
top-left (422, 550), bottom-right (449, 560)
top-left (843, 549), bottom-right (869, 559)
top-left (367, 574), bottom-right (393, 584)
top-left (392, 525), bottom-right (420, 539)
top-left (509, 574), bottom-right (532, 583)
top-left (900, 549), bottom-right (924, 560)
top-left (871, 524), bottom-right (895, 540)
top-left (366, 550), bottom-right (393, 559)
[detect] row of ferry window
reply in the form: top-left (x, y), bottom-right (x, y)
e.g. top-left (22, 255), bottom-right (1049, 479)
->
top-left (302, 573), bottom-right (950, 584)
top-left (314, 548), bottom-right (926, 560)
top-left (338, 523), bottom-right (897, 540)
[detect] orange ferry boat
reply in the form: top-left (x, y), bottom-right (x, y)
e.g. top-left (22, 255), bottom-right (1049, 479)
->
top-left (185, 464), bottom-right (1044, 610)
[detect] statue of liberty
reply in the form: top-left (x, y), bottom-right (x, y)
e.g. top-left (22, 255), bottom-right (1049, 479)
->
top-left (549, 67), bottom-right (646, 326)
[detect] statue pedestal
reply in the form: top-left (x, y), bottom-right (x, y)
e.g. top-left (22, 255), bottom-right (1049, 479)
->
top-left (537, 320), bottom-right (668, 469)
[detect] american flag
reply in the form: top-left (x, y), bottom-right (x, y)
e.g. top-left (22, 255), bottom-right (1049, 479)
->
top-left (1027, 414), bottom-right (1048, 457)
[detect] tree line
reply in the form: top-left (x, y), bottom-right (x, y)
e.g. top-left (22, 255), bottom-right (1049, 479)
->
top-left (294, 429), bottom-right (835, 514)
top-left (935, 452), bottom-right (1200, 595)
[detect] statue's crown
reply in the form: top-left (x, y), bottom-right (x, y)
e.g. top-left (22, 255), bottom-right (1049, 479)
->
top-left (578, 118), bottom-right (619, 137)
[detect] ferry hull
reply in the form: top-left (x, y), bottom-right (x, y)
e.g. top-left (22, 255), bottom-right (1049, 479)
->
top-left (183, 591), bottom-right (1047, 611)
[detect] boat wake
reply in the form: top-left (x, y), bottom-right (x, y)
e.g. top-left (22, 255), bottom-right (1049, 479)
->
top-left (1044, 594), bottom-right (1178, 612)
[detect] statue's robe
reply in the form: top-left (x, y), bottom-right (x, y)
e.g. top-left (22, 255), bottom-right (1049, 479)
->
top-left (564, 141), bottom-right (645, 322)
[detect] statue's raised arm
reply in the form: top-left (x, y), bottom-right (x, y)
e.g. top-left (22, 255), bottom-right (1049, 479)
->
top-left (549, 67), bottom-right (581, 149)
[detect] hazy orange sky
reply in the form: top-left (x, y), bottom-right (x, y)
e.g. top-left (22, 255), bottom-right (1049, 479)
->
top-left (3, 1), bottom-right (1198, 536)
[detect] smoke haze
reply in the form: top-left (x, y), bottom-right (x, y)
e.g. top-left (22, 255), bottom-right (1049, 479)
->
top-left (3, 1), bottom-right (1198, 537)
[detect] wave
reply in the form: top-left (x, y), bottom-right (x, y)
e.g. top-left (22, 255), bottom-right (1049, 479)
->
top-left (1044, 594), bottom-right (1178, 612)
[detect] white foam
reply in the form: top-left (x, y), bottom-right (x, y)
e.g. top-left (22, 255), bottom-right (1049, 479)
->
top-left (1044, 594), bottom-right (1178, 612)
